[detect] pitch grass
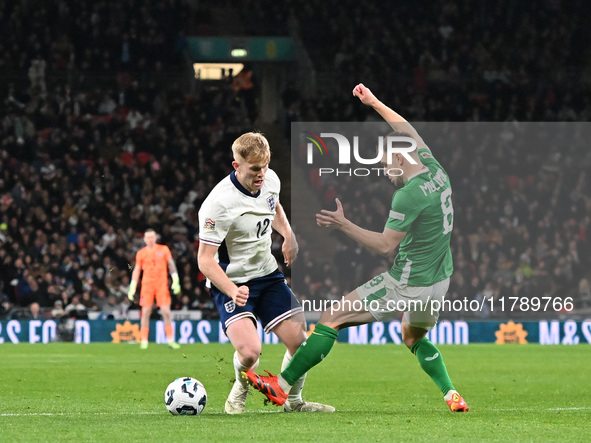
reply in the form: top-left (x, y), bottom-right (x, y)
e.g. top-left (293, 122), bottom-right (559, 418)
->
top-left (1, 343), bottom-right (590, 442)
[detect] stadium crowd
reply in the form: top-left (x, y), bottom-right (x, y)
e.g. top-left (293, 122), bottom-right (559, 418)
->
top-left (0, 0), bottom-right (241, 321)
top-left (282, 0), bottom-right (591, 124)
top-left (1, 0), bottom-right (590, 323)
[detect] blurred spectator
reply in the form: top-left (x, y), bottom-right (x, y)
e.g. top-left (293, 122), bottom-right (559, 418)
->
top-left (27, 302), bottom-right (43, 320)
top-left (578, 278), bottom-right (591, 308)
top-left (51, 300), bottom-right (65, 319)
top-left (65, 295), bottom-right (86, 316)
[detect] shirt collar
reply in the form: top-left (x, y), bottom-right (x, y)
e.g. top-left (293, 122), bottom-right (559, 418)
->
top-left (230, 170), bottom-right (261, 197)
top-left (406, 166), bottom-right (429, 183)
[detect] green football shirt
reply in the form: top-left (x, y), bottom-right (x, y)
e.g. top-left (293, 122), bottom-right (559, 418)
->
top-left (386, 147), bottom-right (454, 286)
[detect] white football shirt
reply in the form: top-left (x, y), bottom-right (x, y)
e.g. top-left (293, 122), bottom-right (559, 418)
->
top-left (198, 168), bottom-right (280, 283)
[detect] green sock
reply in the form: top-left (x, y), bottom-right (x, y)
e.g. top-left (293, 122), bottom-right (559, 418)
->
top-left (410, 337), bottom-right (455, 396)
top-left (281, 323), bottom-right (338, 385)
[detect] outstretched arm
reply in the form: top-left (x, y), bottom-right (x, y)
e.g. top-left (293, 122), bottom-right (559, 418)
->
top-left (316, 198), bottom-right (406, 256)
top-left (272, 202), bottom-right (299, 267)
top-left (352, 83), bottom-right (430, 151)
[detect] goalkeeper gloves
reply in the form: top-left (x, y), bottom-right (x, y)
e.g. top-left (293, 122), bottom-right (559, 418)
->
top-left (127, 280), bottom-right (137, 301)
top-left (171, 273), bottom-right (181, 295)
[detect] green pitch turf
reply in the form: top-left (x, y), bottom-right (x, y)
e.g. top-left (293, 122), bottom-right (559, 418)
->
top-left (1, 343), bottom-right (590, 442)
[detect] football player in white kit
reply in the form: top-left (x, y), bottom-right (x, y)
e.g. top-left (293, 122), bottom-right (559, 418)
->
top-left (198, 132), bottom-right (334, 414)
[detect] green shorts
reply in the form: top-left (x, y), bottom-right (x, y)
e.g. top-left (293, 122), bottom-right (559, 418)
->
top-left (355, 271), bottom-right (450, 331)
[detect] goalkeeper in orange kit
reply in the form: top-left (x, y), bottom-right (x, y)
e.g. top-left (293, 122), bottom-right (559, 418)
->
top-left (128, 228), bottom-right (181, 349)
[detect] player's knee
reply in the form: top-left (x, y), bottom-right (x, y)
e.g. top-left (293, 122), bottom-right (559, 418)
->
top-left (236, 345), bottom-right (260, 366)
top-left (403, 335), bottom-right (418, 349)
top-left (141, 309), bottom-right (152, 319)
top-left (240, 353), bottom-right (260, 368)
top-left (286, 341), bottom-right (303, 357)
top-left (402, 329), bottom-right (427, 349)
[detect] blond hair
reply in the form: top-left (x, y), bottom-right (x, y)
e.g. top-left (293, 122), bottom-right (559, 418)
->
top-left (232, 132), bottom-right (271, 164)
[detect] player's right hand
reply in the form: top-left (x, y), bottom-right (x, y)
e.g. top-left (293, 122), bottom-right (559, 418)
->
top-left (232, 285), bottom-right (249, 307)
top-left (352, 83), bottom-right (377, 106)
top-left (127, 281), bottom-right (137, 301)
top-left (316, 198), bottom-right (347, 229)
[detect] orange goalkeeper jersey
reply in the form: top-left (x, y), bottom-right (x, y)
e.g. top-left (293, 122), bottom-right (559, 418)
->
top-left (136, 244), bottom-right (172, 288)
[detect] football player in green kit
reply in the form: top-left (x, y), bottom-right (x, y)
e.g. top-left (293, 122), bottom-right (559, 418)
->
top-left (244, 83), bottom-right (469, 412)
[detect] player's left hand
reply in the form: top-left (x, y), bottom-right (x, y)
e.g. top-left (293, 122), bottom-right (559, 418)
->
top-left (316, 198), bottom-right (347, 229)
top-left (171, 274), bottom-right (181, 295)
top-left (352, 83), bottom-right (378, 107)
top-left (282, 235), bottom-right (299, 267)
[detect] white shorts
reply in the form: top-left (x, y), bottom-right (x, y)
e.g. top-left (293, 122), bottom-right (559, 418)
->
top-left (355, 271), bottom-right (450, 331)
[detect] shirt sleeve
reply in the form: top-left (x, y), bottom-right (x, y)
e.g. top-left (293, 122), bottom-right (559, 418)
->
top-left (385, 189), bottom-right (423, 232)
top-left (163, 246), bottom-right (172, 261)
top-left (266, 168), bottom-right (281, 197)
top-left (418, 147), bottom-right (443, 170)
top-left (135, 250), bottom-right (143, 268)
top-left (198, 199), bottom-right (233, 247)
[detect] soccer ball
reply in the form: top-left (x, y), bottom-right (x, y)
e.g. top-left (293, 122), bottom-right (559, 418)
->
top-left (164, 377), bottom-right (207, 415)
